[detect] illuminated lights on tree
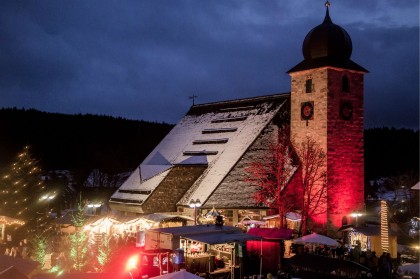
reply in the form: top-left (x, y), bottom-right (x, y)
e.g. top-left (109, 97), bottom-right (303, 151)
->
top-left (32, 234), bottom-right (48, 269)
top-left (96, 233), bottom-right (113, 272)
top-left (69, 202), bottom-right (88, 271)
top-left (0, 145), bottom-right (48, 233)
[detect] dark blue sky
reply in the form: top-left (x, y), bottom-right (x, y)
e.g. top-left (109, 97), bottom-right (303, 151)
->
top-left (0, 1), bottom-right (418, 129)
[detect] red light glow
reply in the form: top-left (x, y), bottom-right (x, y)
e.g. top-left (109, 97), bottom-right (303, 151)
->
top-left (126, 255), bottom-right (139, 271)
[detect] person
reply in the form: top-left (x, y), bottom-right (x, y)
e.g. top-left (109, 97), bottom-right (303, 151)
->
top-left (4, 248), bottom-right (10, 256)
top-left (9, 246), bottom-right (18, 257)
top-left (378, 252), bottom-right (391, 279)
top-left (21, 239), bottom-right (31, 259)
top-left (368, 251), bottom-right (378, 277)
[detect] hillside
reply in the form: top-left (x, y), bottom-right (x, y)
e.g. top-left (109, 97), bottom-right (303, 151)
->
top-left (0, 108), bottom-right (418, 186)
top-left (0, 108), bottom-right (174, 186)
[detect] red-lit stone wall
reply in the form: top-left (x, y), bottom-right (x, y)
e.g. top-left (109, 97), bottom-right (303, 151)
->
top-left (326, 68), bottom-right (365, 230)
top-left (290, 68), bottom-right (329, 228)
top-left (290, 66), bottom-right (365, 233)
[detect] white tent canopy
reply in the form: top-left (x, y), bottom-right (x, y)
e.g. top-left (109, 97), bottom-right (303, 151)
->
top-left (151, 270), bottom-right (203, 279)
top-left (293, 233), bottom-right (340, 247)
top-left (398, 263), bottom-right (420, 279)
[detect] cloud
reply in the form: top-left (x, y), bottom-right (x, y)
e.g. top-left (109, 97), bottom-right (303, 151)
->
top-left (0, 0), bottom-right (418, 129)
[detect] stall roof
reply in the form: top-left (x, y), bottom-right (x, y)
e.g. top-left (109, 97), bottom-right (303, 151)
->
top-left (142, 213), bottom-right (194, 223)
top-left (183, 231), bottom-right (261, 245)
top-left (148, 225), bottom-right (242, 237)
top-left (352, 226), bottom-right (398, 237)
top-left (247, 228), bottom-right (294, 240)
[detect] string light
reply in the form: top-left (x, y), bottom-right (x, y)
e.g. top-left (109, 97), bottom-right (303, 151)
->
top-left (380, 200), bottom-right (389, 252)
top-left (0, 216), bottom-right (25, 226)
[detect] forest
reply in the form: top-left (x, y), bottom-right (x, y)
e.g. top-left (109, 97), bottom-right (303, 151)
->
top-left (0, 108), bottom-right (418, 189)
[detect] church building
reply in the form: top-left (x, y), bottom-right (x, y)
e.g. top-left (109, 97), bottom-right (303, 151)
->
top-left (109, 4), bottom-right (367, 233)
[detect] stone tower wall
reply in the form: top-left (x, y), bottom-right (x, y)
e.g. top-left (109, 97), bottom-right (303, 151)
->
top-left (290, 67), bottom-right (365, 231)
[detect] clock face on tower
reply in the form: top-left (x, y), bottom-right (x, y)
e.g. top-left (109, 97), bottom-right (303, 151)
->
top-left (340, 101), bottom-right (353, 120)
top-left (301, 101), bottom-right (314, 120)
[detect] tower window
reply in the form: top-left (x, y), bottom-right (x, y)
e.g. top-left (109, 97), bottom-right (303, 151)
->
top-left (305, 78), bottom-right (313, 93)
top-left (342, 76), bottom-right (349, 92)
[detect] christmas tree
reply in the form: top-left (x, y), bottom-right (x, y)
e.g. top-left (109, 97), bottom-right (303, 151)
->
top-left (69, 202), bottom-right (88, 271)
top-left (0, 145), bottom-right (48, 230)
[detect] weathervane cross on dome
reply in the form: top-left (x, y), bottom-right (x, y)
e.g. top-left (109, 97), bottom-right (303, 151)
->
top-left (325, 1), bottom-right (331, 8)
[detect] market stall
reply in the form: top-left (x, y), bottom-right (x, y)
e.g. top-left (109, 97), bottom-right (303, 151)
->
top-left (0, 216), bottom-right (25, 243)
top-left (143, 225), bottom-right (260, 278)
top-left (340, 225), bottom-right (398, 258)
top-left (247, 228), bottom-right (294, 274)
top-left (181, 231), bottom-right (260, 276)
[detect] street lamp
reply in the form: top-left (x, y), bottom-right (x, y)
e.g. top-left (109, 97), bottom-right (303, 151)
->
top-left (87, 203), bottom-right (101, 215)
top-left (40, 192), bottom-right (56, 216)
top-left (351, 212), bottom-right (362, 227)
top-left (189, 199), bottom-right (202, 225)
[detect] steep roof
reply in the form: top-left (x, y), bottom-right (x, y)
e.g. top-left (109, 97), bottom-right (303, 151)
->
top-left (110, 93), bottom-right (289, 211)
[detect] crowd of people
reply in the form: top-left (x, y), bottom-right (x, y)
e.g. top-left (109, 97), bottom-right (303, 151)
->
top-left (295, 243), bottom-right (402, 279)
top-left (3, 238), bottom-right (32, 259)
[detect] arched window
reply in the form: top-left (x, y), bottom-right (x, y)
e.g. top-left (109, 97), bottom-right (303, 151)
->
top-left (342, 76), bottom-right (349, 92)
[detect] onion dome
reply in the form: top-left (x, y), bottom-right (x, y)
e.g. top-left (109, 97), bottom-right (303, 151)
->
top-left (302, 6), bottom-right (352, 60)
top-left (288, 2), bottom-right (367, 73)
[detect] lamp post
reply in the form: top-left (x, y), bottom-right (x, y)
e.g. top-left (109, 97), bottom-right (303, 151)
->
top-left (87, 203), bottom-right (101, 215)
top-left (40, 192), bottom-right (56, 217)
top-left (351, 212), bottom-right (362, 227)
top-left (189, 199), bottom-right (202, 225)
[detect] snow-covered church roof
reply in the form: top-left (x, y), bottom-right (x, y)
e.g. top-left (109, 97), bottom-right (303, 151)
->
top-left (110, 93), bottom-right (289, 212)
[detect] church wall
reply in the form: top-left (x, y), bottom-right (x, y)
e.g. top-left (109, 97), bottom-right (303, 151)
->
top-left (326, 68), bottom-right (365, 230)
top-left (290, 68), bottom-right (328, 147)
top-left (290, 68), bottom-right (329, 227)
top-left (290, 67), bottom-right (365, 232)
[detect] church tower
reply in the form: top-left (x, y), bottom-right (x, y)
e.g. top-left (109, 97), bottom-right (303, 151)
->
top-left (288, 3), bottom-right (368, 231)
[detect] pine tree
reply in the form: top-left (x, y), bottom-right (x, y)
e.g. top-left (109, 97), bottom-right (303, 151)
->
top-left (69, 202), bottom-right (88, 271)
top-left (31, 234), bottom-right (48, 269)
top-left (0, 145), bottom-right (47, 227)
top-left (96, 233), bottom-right (112, 272)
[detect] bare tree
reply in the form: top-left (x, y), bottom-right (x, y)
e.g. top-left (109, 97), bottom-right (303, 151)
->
top-left (246, 126), bottom-right (298, 228)
top-left (295, 137), bottom-right (336, 235)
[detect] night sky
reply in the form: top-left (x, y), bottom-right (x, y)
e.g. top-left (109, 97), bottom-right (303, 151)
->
top-left (0, 1), bottom-right (418, 129)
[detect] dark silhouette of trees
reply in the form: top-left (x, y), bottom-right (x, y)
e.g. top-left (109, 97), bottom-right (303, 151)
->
top-left (0, 108), bottom-right (173, 191)
top-left (365, 128), bottom-right (419, 180)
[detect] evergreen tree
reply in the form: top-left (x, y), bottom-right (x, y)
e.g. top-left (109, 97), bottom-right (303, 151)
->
top-left (32, 234), bottom-right (48, 269)
top-left (96, 233), bottom-right (112, 272)
top-left (69, 202), bottom-right (88, 271)
top-left (0, 145), bottom-right (47, 228)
